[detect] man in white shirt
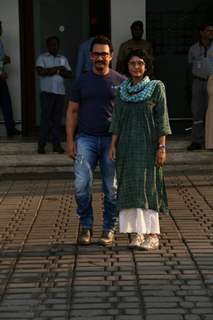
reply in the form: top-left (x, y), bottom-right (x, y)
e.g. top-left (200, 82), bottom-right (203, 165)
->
top-left (187, 23), bottom-right (213, 151)
top-left (36, 36), bottom-right (72, 154)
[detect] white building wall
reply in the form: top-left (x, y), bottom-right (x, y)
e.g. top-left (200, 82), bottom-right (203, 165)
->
top-left (0, 0), bottom-right (21, 135)
top-left (111, 0), bottom-right (146, 69)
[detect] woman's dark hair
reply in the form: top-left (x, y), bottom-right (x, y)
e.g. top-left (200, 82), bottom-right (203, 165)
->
top-left (124, 49), bottom-right (154, 79)
top-left (90, 35), bottom-right (113, 53)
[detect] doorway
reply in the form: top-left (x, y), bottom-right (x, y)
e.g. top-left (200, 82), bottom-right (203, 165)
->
top-left (147, 0), bottom-right (213, 134)
top-left (20, 0), bottom-right (111, 135)
top-left (33, 0), bottom-right (91, 127)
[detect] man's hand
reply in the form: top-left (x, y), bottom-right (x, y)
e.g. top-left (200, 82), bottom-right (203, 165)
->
top-left (66, 139), bottom-right (77, 159)
top-left (155, 148), bottom-right (166, 167)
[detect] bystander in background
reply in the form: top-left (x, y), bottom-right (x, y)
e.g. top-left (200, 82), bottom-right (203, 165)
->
top-left (36, 36), bottom-right (72, 154)
top-left (116, 20), bottom-right (153, 75)
top-left (187, 23), bottom-right (213, 151)
top-left (0, 21), bottom-right (21, 137)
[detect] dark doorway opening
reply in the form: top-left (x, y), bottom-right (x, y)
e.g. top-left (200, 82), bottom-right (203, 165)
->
top-left (19, 0), bottom-right (111, 136)
top-left (89, 0), bottom-right (111, 38)
top-left (147, 0), bottom-right (213, 134)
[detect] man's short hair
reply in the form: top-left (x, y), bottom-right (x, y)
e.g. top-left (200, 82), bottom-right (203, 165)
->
top-left (198, 22), bottom-right (213, 32)
top-left (131, 20), bottom-right (143, 30)
top-left (46, 36), bottom-right (60, 46)
top-left (90, 35), bottom-right (113, 53)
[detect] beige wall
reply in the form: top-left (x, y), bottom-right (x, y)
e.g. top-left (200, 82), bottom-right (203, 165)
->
top-left (111, 0), bottom-right (146, 69)
top-left (0, 0), bottom-right (21, 135)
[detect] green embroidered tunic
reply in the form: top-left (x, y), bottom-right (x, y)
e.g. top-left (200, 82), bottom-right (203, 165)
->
top-left (110, 81), bottom-right (171, 213)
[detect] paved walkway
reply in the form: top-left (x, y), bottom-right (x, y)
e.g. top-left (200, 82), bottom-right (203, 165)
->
top-left (0, 172), bottom-right (213, 320)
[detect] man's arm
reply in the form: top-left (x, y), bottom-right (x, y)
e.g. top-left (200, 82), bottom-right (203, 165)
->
top-left (36, 66), bottom-right (58, 76)
top-left (36, 65), bottom-right (72, 78)
top-left (58, 67), bottom-right (72, 79)
top-left (66, 101), bottom-right (79, 159)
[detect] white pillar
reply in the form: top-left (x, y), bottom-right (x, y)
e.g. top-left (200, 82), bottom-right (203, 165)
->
top-left (0, 0), bottom-right (21, 135)
top-left (111, 0), bottom-right (146, 69)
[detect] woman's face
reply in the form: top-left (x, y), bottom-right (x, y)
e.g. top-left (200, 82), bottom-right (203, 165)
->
top-left (128, 56), bottom-right (146, 81)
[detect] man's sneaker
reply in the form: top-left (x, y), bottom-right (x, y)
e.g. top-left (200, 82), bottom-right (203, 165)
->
top-left (53, 144), bottom-right (65, 154)
top-left (129, 234), bottom-right (144, 247)
top-left (99, 230), bottom-right (114, 245)
top-left (78, 228), bottom-right (92, 245)
top-left (187, 142), bottom-right (202, 151)
top-left (140, 235), bottom-right (159, 250)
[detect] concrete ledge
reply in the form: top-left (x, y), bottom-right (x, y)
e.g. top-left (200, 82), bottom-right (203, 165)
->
top-left (0, 139), bottom-right (191, 155)
top-left (0, 138), bottom-right (212, 174)
top-left (0, 150), bottom-right (212, 166)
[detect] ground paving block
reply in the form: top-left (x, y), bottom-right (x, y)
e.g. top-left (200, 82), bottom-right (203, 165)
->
top-left (184, 316), bottom-right (201, 320)
top-left (0, 174), bottom-right (213, 319)
top-left (146, 316), bottom-right (184, 320)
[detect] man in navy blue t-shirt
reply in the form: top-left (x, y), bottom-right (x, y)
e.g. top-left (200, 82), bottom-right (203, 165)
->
top-left (66, 36), bottom-right (125, 245)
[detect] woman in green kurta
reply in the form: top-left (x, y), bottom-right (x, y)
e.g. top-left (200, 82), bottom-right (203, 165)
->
top-left (109, 49), bottom-right (171, 250)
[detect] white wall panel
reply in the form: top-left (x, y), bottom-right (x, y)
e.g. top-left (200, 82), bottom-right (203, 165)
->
top-left (111, 0), bottom-right (146, 68)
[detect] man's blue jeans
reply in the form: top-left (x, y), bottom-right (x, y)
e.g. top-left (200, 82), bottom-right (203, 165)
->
top-left (74, 133), bottom-right (117, 231)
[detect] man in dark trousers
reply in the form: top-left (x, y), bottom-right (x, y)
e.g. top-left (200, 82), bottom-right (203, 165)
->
top-left (66, 36), bottom-right (125, 246)
top-left (36, 36), bottom-right (72, 154)
top-left (0, 21), bottom-right (21, 137)
top-left (187, 23), bottom-right (213, 151)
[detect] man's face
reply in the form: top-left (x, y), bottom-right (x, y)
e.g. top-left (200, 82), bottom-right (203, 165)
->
top-left (90, 44), bottom-right (112, 74)
top-left (47, 39), bottom-right (59, 56)
top-left (200, 26), bottom-right (213, 41)
top-left (131, 25), bottom-right (143, 40)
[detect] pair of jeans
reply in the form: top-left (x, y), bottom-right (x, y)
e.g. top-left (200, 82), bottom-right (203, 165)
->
top-left (74, 133), bottom-right (117, 231)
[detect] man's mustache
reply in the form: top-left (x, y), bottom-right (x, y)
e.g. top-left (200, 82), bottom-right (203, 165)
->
top-left (95, 61), bottom-right (106, 65)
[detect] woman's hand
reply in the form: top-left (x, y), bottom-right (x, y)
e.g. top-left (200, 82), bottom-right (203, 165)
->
top-left (109, 144), bottom-right (116, 161)
top-left (155, 148), bottom-right (166, 167)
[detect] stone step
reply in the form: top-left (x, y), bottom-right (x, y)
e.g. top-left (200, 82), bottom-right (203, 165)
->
top-left (0, 137), bottom-right (212, 174)
top-left (0, 137), bottom-right (190, 155)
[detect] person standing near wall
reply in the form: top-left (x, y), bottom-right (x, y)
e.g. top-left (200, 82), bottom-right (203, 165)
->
top-left (75, 37), bottom-right (95, 78)
top-left (116, 20), bottom-right (153, 75)
top-left (187, 23), bottom-right (213, 151)
top-left (0, 21), bottom-right (21, 137)
top-left (36, 36), bottom-right (72, 154)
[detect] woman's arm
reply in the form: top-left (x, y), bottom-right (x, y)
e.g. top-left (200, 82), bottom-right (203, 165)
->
top-left (155, 135), bottom-right (166, 167)
top-left (109, 134), bottom-right (119, 160)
